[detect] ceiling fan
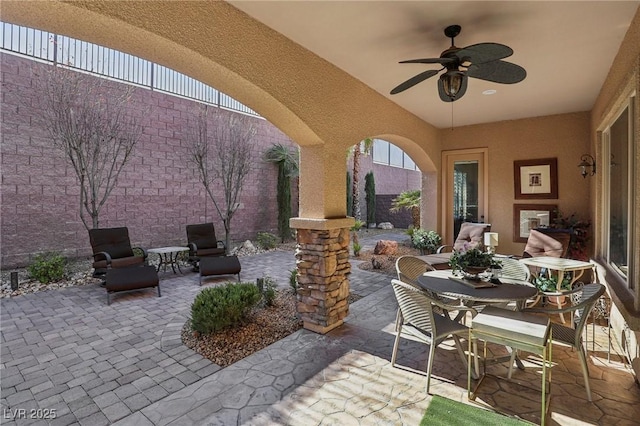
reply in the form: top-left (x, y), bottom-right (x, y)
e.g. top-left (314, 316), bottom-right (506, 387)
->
top-left (390, 25), bottom-right (526, 102)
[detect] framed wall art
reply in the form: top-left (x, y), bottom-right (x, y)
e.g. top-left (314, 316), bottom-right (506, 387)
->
top-left (514, 158), bottom-right (558, 199)
top-left (513, 204), bottom-right (557, 243)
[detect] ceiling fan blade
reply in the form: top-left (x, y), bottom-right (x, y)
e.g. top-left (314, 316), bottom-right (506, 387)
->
top-left (437, 74), bottom-right (468, 102)
top-left (399, 57), bottom-right (455, 64)
top-left (467, 60), bottom-right (527, 84)
top-left (456, 42), bottom-right (513, 65)
top-left (390, 69), bottom-right (440, 95)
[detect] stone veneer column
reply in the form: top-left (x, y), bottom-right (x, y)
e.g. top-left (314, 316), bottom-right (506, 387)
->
top-left (290, 217), bottom-right (354, 334)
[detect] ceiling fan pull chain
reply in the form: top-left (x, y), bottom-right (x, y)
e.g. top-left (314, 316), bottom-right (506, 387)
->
top-left (451, 102), bottom-right (454, 131)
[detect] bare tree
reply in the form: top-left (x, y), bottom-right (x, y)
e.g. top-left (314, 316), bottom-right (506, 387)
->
top-left (188, 105), bottom-right (256, 251)
top-left (35, 65), bottom-right (144, 229)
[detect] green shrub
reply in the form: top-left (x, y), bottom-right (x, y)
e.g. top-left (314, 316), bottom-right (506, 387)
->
top-left (346, 171), bottom-right (353, 216)
top-left (350, 219), bottom-right (366, 232)
top-left (261, 275), bottom-right (277, 307)
top-left (365, 171), bottom-right (376, 225)
top-left (191, 282), bottom-right (261, 334)
top-left (353, 242), bottom-right (362, 256)
top-left (256, 232), bottom-right (278, 250)
top-left (404, 226), bottom-right (416, 239)
top-left (411, 229), bottom-right (442, 254)
top-left (28, 252), bottom-right (66, 284)
top-left (289, 269), bottom-right (298, 292)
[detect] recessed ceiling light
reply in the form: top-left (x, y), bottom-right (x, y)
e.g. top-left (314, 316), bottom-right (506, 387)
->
top-left (482, 89), bottom-right (497, 95)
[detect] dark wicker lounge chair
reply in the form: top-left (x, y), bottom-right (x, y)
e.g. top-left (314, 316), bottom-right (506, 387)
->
top-left (186, 223), bottom-right (226, 271)
top-left (89, 227), bottom-right (148, 276)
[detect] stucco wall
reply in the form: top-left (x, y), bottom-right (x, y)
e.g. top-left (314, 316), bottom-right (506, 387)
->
top-left (588, 6), bottom-right (640, 374)
top-left (439, 112), bottom-right (591, 256)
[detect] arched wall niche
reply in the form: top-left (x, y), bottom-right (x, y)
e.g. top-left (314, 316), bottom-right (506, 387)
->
top-left (2, 0), bottom-right (442, 221)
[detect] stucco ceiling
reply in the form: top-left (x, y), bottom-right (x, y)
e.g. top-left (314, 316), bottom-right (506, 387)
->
top-left (231, 1), bottom-right (639, 129)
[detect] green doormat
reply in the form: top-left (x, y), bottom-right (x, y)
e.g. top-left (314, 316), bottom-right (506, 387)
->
top-left (420, 395), bottom-right (528, 426)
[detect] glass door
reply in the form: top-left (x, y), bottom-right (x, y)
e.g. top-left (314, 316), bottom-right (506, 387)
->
top-left (442, 149), bottom-right (488, 245)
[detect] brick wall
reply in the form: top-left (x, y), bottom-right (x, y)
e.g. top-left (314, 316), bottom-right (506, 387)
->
top-left (346, 154), bottom-right (421, 226)
top-left (1, 53), bottom-right (419, 268)
top-left (375, 195), bottom-right (413, 229)
top-left (0, 53), bottom-right (299, 268)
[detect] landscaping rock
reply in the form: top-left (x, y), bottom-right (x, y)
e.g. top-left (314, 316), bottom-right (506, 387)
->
top-left (371, 256), bottom-right (383, 269)
top-left (230, 240), bottom-right (261, 256)
top-left (377, 222), bottom-right (394, 230)
top-left (373, 240), bottom-right (398, 255)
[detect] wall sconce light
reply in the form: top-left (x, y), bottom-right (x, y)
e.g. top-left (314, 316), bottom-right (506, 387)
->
top-left (578, 154), bottom-right (596, 178)
top-left (484, 232), bottom-right (499, 254)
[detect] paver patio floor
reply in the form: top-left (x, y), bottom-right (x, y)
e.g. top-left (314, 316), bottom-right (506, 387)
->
top-left (1, 232), bottom-right (639, 425)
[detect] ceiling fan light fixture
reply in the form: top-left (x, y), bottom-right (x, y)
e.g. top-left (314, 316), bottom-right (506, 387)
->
top-left (391, 24), bottom-right (526, 103)
top-left (440, 71), bottom-right (465, 98)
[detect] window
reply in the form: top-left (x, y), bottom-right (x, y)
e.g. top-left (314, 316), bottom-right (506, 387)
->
top-left (372, 139), bottom-right (419, 171)
top-left (389, 144), bottom-right (403, 167)
top-left (372, 139), bottom-right (389, 163)
top-left (603, 98), bottom-right (635, 287)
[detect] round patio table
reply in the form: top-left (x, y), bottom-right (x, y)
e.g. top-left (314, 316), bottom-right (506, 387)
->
top-left (417, 270), bottom-right (538, 309)
top-left (417, 269), bottom-right (540, 372)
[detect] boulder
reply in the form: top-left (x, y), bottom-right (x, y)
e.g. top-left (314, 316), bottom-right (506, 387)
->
top-left (371, 256), bottom-right (383, 269)
top-left (377, 222), bottom-right (394, 230)
top-left (374, 240), bottom-right (398, 255)
top-left (242, 240), bottom-right (256, 251)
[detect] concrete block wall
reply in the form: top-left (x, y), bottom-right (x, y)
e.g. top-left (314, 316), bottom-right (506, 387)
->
top-left (346, 155), bottom-right (421, 226)
top-left (0, 53), bottom-right (299, 268)
top-left (1, 53), bottom-right (419, 268)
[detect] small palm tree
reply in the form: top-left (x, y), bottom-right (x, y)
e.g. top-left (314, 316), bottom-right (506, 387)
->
top-left (390, 190), bottom-right (421, 229)
top-left (264, 143), bottom-right (299, 242)
top-left (350, 137), bottom-right (374, 221)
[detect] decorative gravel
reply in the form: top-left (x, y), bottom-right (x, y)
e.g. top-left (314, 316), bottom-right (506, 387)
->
top-left (181, 289), bottom-right (364, 367)
top-left (182, 290), bottom-right (303, 366)
top-left (0, 258), bottom-right (101, 299)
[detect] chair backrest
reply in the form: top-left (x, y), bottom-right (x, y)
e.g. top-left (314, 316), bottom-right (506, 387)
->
top-left (89, 227), bottom-right (135, 259)
top-left (523, 228), bottom-right (571, 258)
top-left (186, 223), bottom-right (218, 250)
top-left (391, 279), bottom-right (437, 335)
top-left (572, 283), bottom-right (606, 345)
top-left (500, 257), bottom-right (531, 282)
top-left (454, 222), bottom-right (491, 251)
top-left (396, 255), bottom-right (435, 283)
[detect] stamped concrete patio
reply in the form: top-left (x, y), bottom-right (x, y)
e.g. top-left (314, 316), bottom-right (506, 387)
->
top-left (1, 232), bottom-right (639, 425)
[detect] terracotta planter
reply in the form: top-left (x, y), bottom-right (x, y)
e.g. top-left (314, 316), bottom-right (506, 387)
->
top-left (548, 295), bottom-right (567, 307)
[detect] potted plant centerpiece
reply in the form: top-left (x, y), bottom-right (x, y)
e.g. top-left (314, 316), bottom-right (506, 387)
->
top-left (449, 242), bottom-right (501, 280)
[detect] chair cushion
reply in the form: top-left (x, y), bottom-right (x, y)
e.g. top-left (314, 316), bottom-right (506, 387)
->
top-left (453, 223), bottom-right (491, 251)
top-left (89, 227), bottom-right (135, 259)
top-left (186, 223), bottom-right (219, 251)
top-left (197, 247), bottom-right (226, 257)
top-left (524, 229), bottom-right (571, 258)
top-left (105, 266), bottom-right (159, 292)
top-left (93, 256), bottom-right (145, 270)
top-left (200, 256), bottom-right (241, 277)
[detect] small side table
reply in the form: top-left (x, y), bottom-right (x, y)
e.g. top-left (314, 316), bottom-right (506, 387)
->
top-left (520, 257), bottom-right (595, 323)
top-left (469, 306), bottom-right (552, 425)
top-left (148, 246), bottom-right (189, 274)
